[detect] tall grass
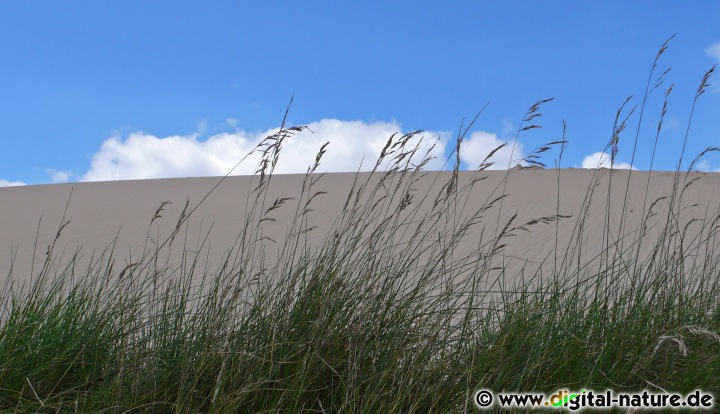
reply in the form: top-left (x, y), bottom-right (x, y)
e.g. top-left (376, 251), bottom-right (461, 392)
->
top-left (1, 41), bottom-right (719, 412)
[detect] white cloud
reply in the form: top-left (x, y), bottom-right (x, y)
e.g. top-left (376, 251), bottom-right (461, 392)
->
top-left (665, 117), bottom-right (681, 130)
top-left (81, 119), bottom-right (450, 182)
top-left (696, 159), bottom-right (720, 173)
top-left (706, 43), bottom-right (720, 62)
top-left (196, 120), bottom-right (208, 135)
top-left (501, 119), bottom-right (516, 137)
top-left (580, 152), bottom-right (635, 169)
top-left (696, 159), bottom-right (711, 172)
top-left (706, 43), bottom-right (720, 94)
top-left (0, 179), bottom-right (25, 187)
top-left (47, 169), bottom-right (74, 183)
top-left (459, 131), bottom-right (525, 170)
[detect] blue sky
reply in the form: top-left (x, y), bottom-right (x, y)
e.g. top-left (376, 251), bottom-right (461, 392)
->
top-left (1, 2), bottom-right (719, 186)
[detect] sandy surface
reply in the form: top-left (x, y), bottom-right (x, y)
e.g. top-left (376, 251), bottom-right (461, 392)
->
top-left (2, 168), bottom-right (720, 289)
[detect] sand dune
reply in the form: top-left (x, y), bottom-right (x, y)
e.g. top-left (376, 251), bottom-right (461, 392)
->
top-left (2, 169), bottom-right (720, 289)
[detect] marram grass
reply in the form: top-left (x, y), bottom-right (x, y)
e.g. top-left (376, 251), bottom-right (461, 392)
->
top-left (1, 42), bottom-right (719, 413)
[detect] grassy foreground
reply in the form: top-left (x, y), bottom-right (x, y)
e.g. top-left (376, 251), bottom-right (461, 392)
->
top-left (1, 43), bottom-right (720, 413)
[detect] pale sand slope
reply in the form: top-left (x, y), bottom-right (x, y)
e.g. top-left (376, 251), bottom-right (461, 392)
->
top-left (1, 168), bottom-right (719, 290)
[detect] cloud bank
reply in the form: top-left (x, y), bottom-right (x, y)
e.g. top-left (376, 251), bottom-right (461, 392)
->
top-left (81, 119), bottom-right (452, 182)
